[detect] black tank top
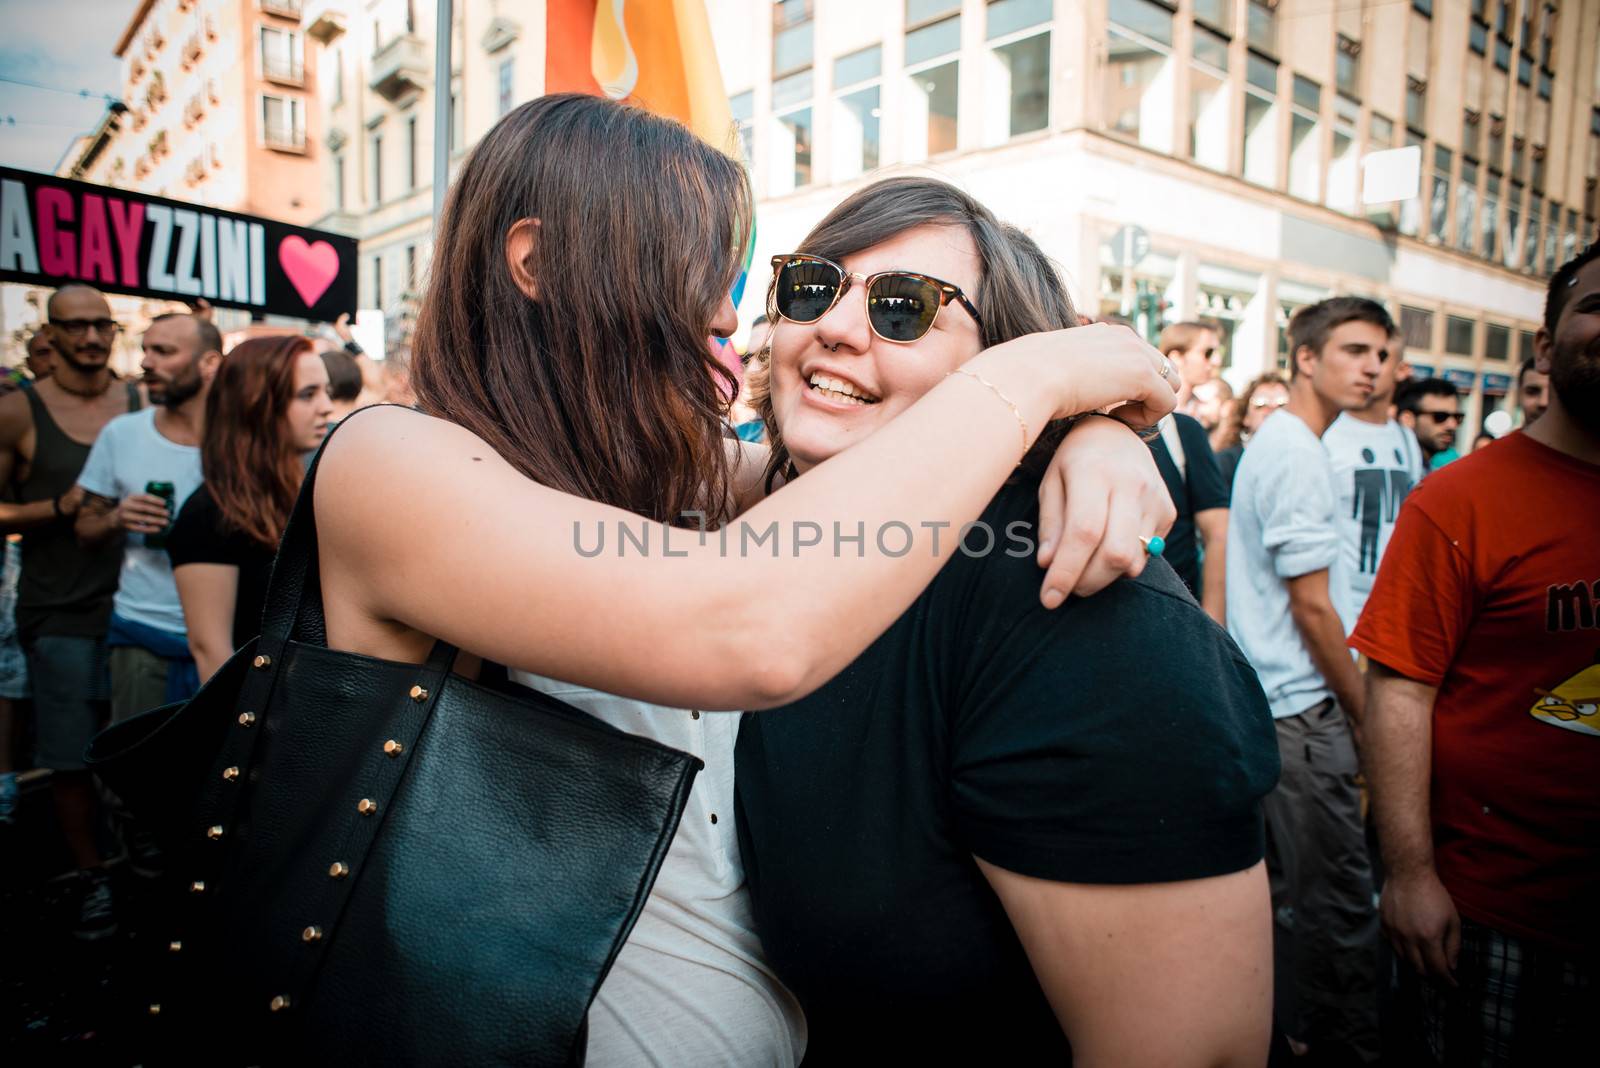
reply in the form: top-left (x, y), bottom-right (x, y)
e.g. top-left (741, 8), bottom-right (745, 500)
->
top-left (13, 382), bottom-right (142, 640)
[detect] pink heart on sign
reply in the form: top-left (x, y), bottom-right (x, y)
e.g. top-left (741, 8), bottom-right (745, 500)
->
top-left (278, 235), bottom-right (340, 308)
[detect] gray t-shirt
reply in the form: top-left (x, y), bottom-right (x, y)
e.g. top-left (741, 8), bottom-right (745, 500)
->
top-left (1225, 409), bottom-right (1355, 719)
top-left (77, 407), bottom-right (203, 635)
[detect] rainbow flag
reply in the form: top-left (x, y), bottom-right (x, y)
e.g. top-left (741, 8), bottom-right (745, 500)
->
top-left (545, 0), bottom-right (757, 332)
top-left (545, 0), bottom-right (739, 159)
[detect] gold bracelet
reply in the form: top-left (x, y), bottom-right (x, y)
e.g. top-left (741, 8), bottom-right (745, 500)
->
top-left (947, 368), bottom-right (1030, 460)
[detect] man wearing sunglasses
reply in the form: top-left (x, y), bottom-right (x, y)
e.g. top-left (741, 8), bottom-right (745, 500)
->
top-left (1396, 377), bottom-right (1463, 471)
top-left (0, 284), bottom-right (142, 941)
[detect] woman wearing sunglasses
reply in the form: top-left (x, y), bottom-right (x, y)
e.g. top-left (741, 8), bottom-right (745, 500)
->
top-left (737, 177), bottom-right (1279, 1065)
top-left (1214, 371), bottom-right (1291, 493)
top-left (312, 96), bottom-right (1178, 1062)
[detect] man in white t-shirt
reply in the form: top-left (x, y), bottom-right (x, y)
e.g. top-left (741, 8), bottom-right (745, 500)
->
top-left (1322, 326), bottom-right (1425, 632)
top-left (1226, 296), bottom-right (1391, 1064)
top-left (76, 313), bottom-right (219, 725)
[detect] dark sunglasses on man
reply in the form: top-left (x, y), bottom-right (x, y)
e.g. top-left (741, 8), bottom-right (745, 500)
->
top-left (49, 317), bottom-right (122, 338)
top-left (770, 254), bottom-right (983, 344)
top-left (1415, 410), bottom-right (1465, 424)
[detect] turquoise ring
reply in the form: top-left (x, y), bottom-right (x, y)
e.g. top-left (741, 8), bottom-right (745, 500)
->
top-left (1140, 535), bottom-right (1166, 558)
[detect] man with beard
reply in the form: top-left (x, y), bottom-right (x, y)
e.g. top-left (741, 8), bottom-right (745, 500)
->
top-left (1395, 377), bottom-right (1462, 470)
top-left (76, 313), bottom-right (219, 739)
top-left (1352, 243), bottom-right (1600, 1064)
top-left (0, 284), bottom-right (143, 938)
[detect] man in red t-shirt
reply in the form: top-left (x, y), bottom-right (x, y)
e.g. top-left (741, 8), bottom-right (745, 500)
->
top-left (1351, 244), bottom-right (1600, 1065)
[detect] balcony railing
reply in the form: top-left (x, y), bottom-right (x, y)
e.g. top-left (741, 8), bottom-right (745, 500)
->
top-left (262, 53), bottom-right (306, 85)
top-left (263, 123), bottom-right (307, 151)
top-left (260, 0), bottom-right (304, 17)
top-left (369, 32), bottom-right (428, 102)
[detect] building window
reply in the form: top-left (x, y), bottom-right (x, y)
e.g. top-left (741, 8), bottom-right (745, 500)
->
top-left (1493, 36), bottom-right (1511, 72)
top-left (1561, 208), bottom-right (1578, 265)
top-left (1456, 160), bottom-right (1478, 251)
top-left (451, 85), bottom-right (464, 154)
top-left (260, 93), bottom-right (305, 149)
top-left (773, 0), bottom-right (814, 77)
top-left (1327, 94), bottom-right (1360, 214)
top-left (334, 153), bottom-right (345, 211)
top-left (1429, 145), bottom-right (1452, 242)
top-left (1242, 53), bottom-right (1279, 187)
top-left (333, 47), bottom-right (344, 105)
top-left (1189, 27), bottom-right (1230, 172)
top-left (1399, 130), bottom-right (1425, 236)
top-left (985, 28), bottom-right (1050, 144)
top-left (1484, 323), bottom-right (1510, 361)
top-left (1462, 110), bottom-right (1480, 160)
top-left (259, 26), bottom-right (304, 83)
top-left (1405, 76), bottom-right (1426, 133)
top-left (370, 131), bottom-right (383, 203)
top-left (1104, 0), bottom-right (1175, 154)
top-left (986, 0), bottom-right (1050, 39)
top-left (730, 90), bottom-right (754, 167)
top-left (1544, 201), bottom-right (1561, 274)
top-left (1412, 0), bottom-right (1432, 15)
top-left (1246, 0), bottom-right (1276, 54)
top-left (1469, 19), bottom-right (1487, 55)
top-left (1482, 172), bottom-right (1500, 260)
top-left (1505, 181), bottom-right (1524, 268)
top-left (1289, 75), bottom-right (1321, 201)
top-left (1400, 306), bottom-right (1433, 351)
top-left (770, 70), bottom-right (813, 193)
top-left (1531, 146), bottom-right (1545, 190)
top-left (405, 115), bottom-right (418, 190)
top-left (405, 244), bottom-right (417, 292)
top-left (1511, 137), bottom-right (1525, 181)
top-left (906, 16), bottom-right (961, 160)
top-left (1487, 115), bottom-right (1504, 169)
top-left (1193, 0), bottom-right (1231, 34)
top-left (1445, 315), bottom-right (1475, 356)
top-left (1335, 35), bottom-right (1360, 98)
top-left (498, 58), bottom-right (515, 117)
top-left (1525, 192), bottom-right (1544, 271)
top-left (832, 47), bottom-right (881, 180)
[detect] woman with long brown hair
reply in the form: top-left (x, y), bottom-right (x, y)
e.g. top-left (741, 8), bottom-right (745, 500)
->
top-left (303, 94), bottom-right (1182, 1061)
top-left (168, 335), bottom-right (333, 681)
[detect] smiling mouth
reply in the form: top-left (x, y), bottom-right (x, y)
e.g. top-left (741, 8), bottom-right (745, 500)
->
top-left (807, 372), bottom-right (880, 406)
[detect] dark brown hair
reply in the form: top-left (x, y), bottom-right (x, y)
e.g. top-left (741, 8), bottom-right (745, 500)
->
top-left (202, 335), bottom-right (313, 551)
top-left (751, 176), bottom-right (1079, 489)
top-left (410, 93), bottom-right (753, 526)
top-left (1286, 297), bottom-right (1395, 377)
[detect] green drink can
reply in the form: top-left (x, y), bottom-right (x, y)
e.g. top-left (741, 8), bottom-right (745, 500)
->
top-left (145, 480), bottom-right (176, 550)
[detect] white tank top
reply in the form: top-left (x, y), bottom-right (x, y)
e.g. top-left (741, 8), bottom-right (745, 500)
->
top-left (510, 669), bottom-right (807, 1066)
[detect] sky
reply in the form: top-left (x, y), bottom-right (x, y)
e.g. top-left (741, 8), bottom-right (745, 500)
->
top-left (0, 0), bottom-right (137, 173)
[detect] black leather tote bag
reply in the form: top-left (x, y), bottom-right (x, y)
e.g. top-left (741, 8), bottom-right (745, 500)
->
top-left (86, 414), bottom-right (703, 1065)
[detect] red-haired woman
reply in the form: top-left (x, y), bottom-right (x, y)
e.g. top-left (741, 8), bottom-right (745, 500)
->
top-left (167, 335), bottom-right (334, 681)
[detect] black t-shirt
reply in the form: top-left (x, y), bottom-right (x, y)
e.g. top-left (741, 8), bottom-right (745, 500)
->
top-left (1216, 443), bottom-right (1245, 498)
top-left (1147, 413), bottom-right (1230, 597)
top-left (165, 482), bottom-right (276, 650)
top-left (734, 482), bottom-right (1277, 1064)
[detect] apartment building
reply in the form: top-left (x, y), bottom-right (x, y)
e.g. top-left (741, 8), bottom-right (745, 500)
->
top-left (0, 0), bottom-right (329, 364)
top-left (68, 0), bottom-right (324, 225)
top-left (306, 0), bottom-right (551, 350)
top-left (714, 0), bottom-right (1600, 433)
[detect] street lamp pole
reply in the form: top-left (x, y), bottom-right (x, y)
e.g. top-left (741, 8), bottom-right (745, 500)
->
top-left (432, 0), bottom-right (454, 233)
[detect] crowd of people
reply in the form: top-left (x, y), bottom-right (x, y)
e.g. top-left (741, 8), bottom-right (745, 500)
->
top-left (0, 92), bottom-right (1593, 1066)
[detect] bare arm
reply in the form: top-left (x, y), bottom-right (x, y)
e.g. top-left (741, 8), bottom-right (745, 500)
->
top-left (174, 563), bottom-right (239, 684)
top-left (1286, 569), bottom-right (1364, 726)
top-left (321, 329), bottom-right (1178, 712)
top-left (978, 858), bottom-right (1272, 1067)
top-left (1195, 506), bottom-right (1228, 626)
top-left (1365, 661), bottom-right (1459, 982)
top-left (0, 392), bottom-right (71, 534)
